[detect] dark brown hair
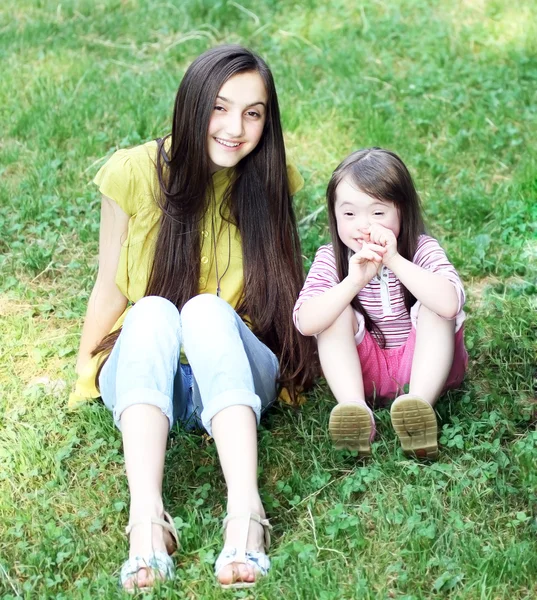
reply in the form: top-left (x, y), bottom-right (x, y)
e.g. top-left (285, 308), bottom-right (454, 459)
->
top-left (326, 148), bottom-right (426, 347)
top-left (93, 45), bottom-right (316, 400)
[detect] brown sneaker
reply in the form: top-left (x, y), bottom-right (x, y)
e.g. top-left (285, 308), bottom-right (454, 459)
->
top-left (328, 402), bottom-right (375, 457)
top-left (390, 394), bottom-right (438, 460)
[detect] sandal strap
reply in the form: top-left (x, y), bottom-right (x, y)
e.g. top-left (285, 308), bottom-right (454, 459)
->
top-left (215, 513), bottom-right (272, 586)
top-left (222, 512), bottom-right (272, 549)
top-left (162, 512), bottom-right (180, 548)
top-left (125, 512), bottom-right (179, 554)
top-left (221, 512), bottom-right (272, 562)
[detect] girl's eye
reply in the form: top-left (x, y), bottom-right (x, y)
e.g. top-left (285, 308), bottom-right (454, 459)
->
top-left (373, 211), bottom-right (384, 216)
top-left (246, 110), bottom-right (261, 118)
top-left (214, 105), bottom-right (225, 112)
top-left (344, 212), bottom-right (354, 217)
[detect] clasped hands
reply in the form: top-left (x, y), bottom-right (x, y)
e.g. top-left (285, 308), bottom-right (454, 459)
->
top-left (348, 224), bottom-right (398, 286)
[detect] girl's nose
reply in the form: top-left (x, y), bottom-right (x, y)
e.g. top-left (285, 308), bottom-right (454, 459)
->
top-left (356, 218), bottom-right (370, 233)
top-left (225, 112), bottom-right (244, 138)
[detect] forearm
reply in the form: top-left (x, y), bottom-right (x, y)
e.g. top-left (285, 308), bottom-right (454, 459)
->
top-left (75, 282), bottom-right (128, 374)
top-left (296, 277), bottom-right (362, 336)
top-left (386, 254), bottom-right (460, 319)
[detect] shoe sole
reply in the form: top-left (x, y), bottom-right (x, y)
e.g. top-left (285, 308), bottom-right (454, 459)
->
top-left (328, 403), bottom-right (372, 456)
top-left (390, 397), bottom-right (438, 460)
top-left (220, 582), bottom-right (256, 589)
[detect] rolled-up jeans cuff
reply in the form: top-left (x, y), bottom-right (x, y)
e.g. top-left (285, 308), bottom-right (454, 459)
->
top-left (113, 388), bottom-right (174, 431)
top-left (201, 389), bottom-right (262, 436)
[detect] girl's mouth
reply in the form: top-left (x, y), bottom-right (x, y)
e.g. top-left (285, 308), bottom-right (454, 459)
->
top-left (214, 137), bottom-right (243, 149)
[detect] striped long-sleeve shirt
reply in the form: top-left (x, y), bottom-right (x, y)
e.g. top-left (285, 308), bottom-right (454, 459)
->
top-left (293, 235), bottom-right (466, 348)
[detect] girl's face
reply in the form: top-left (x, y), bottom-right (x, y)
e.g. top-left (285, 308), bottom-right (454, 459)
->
top-left (334, 177), bottom-right (401, 253)
top-left (207, 71), bottom-right (267, 173)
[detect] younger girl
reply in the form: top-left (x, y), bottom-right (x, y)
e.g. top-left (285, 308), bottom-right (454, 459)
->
top-left (294, 148), bottom-right (467, 460)
top-left (72, 45), bottom-right (315, 591)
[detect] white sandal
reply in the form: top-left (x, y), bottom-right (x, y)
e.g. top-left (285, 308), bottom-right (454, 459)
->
top-left (119, 512), bottom-right (179, 593)
top-left (214, 512), bottom-right (272, 589)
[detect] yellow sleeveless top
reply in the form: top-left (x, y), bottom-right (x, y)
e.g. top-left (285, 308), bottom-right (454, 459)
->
top-left (69, 140), bottom-right (304, 408)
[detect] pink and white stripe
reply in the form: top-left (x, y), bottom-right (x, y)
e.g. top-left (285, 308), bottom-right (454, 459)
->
top-left (294, 235), bottom-right (465, 348)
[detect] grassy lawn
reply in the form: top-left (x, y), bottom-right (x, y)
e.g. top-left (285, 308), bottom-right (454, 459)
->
top-left (1, 0), bottom-right (536, 598)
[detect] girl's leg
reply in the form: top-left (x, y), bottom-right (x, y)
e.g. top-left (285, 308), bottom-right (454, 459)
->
top-left (409, 305), bottom-right (455, 406)
top-left (211, 406), bottom-right (263, 585)
top-left (120, 405), bottom-right (170, 589)
top-left (391, 305), bottom-right (455, 460)
top-left (316, 306), bottom-right (375, 453)
top-left (181, 295), bottom-right (278, 586)
top-left (316, 305), bottom-right (365, 403)
top-left (99, 296), bottom-right (183, 590)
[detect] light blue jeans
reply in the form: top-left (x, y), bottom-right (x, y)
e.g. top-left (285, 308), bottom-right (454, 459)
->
top-left (99, 295), bottom-right (279, 436)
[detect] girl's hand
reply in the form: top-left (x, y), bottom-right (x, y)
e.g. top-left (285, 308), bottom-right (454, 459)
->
top-left (369, 224), bottom-right (398, 264)
top-left (348, 242), bottom-right (386, 287)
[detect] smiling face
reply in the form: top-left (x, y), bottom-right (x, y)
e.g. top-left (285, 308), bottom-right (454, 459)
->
top-left (334, 177), bottom-right (401, 252)
top-left (207, 70), bottom-right (267, 172)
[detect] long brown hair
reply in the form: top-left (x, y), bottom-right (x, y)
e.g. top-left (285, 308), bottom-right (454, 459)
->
top-left (93, 45), bottom-right (317, 401)
top-left (326, 148), bottom-right (426, 347)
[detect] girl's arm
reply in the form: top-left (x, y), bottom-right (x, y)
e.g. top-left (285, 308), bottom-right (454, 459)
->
top-left (387, 254), bottom-right (459, 319)
top-left (370, 225), bottom-right (460, 320)
top-left (296, 243), bottom-right (385, 336)
top-left (75, 195), bottom-right (129, 374)
top-left (297, 276), bottom-right (362, 336)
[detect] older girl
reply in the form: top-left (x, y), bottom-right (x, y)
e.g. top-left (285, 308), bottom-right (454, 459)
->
top-left (73, 45), bottom-right (315, 591)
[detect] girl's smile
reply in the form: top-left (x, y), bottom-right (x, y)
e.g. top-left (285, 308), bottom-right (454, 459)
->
top-left (214, 137), bottom-right (243, 149)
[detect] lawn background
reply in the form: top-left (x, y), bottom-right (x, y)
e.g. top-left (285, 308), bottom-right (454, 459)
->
top-left (1, 0), bottom-right (536, 598)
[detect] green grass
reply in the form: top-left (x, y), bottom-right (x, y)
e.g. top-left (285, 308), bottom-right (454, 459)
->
top-left (1, 0), bottom-right (536, 598)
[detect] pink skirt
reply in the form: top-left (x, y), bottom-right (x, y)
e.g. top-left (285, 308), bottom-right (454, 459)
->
top-left (357, 326), bottom-right (468, 401)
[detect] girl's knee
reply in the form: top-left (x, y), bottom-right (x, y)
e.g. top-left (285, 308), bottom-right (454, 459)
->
top-left (416, 304), bottom-right (434, 318)
top-left (181, 294), bottom-right (235, 327)
top-left (414, 304), bottom-right (455, 330)
top-left (126, 296), bottom-right (180, 332)
top-left (132, 295), bottom-right (178, 315)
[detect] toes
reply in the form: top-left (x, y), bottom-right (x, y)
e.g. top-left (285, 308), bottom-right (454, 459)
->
top-left (123, 567), bottom-right (157, 591)
top-left (236, 563), bottom-right (255, 583)
top-left (216, 564), bottom-right (233, 586)
top-left (217, 562), bottom-right (255, 585)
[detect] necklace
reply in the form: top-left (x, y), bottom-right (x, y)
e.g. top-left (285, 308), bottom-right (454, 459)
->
top-left (210, 197), bottom-right (231, 298)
